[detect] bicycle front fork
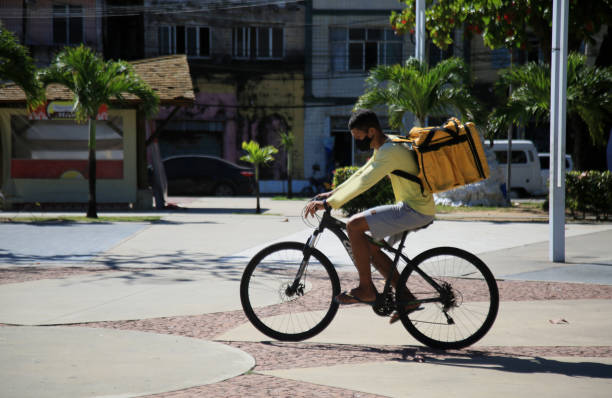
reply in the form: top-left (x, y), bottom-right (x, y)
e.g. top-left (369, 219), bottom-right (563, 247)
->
top-left (286, 230), bottom-right (321, 297)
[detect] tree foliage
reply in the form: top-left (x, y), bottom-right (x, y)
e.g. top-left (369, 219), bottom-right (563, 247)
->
top-left (39, 45), bottom-right (159, 121)
top-left (278, 130), bottom-right (295, 198)
top-left (355, 57), bottom-right (481, 127)
top-left (490, 53), bottom-right (612, 146)
top-left (390, 0), bottom-right (612, 56)
top-left (241, 140), bottom-right (278, 213)
top-left (38, 45), bottom-right (159, 217)
top-left (241, 140), bottom-right (278, 169)
top-left (0, 25), bottom-right (44, 108)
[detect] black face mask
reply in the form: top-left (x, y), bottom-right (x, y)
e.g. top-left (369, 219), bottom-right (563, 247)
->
top-left (355, 136), bottom-right (372, 151)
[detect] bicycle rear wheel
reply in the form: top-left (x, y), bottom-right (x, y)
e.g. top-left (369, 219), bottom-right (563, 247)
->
top-left (240, 241), bottom-right (341, 341)
top-left (396, 247), bottom-right (499, 350)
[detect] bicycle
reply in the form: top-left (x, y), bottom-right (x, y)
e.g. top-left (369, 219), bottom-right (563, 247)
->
top-left (240, 202), bottom-right (499, 350)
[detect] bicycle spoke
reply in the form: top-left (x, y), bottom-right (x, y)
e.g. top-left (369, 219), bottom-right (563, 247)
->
top-left (241, 242), bottom-right (340, 341)
top-left (397, 247), bottom-right (499, 350)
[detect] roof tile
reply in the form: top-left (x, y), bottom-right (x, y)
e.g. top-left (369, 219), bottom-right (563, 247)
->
top-left (0, 54), bottom-right (194, 105)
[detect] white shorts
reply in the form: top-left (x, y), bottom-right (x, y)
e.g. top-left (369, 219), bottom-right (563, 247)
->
top-left (363, 202), bottom-right (434, 244)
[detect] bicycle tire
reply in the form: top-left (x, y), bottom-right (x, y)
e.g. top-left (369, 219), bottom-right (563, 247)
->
top-left (240, 241), bottom-right (341, 341)
top-left (396, 246), bottom-right (499, 350)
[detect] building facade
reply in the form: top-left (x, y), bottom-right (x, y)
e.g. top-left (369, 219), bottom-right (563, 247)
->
top-left (0, 54), bottom-right (194, 209)
top-left (304, 0), bottom-right (412, 179)
top-left (0, 0), bottom-right (104, 66)
top-left (141, 0), bottom-right (306, 187)
top-left (4, 0), bottom-right (580, 198)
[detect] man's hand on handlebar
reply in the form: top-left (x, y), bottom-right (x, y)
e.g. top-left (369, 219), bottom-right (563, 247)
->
top-left (314, 191), bottom-right (333, 200)
top-left (305, 200), bottom-right (324, 217)
top-left (305, 191), bottom-right (333, 217)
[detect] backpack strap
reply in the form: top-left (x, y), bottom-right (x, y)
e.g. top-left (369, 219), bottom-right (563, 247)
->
top-left (420, 126), bottom-right (460, 147)
top-left (391, 169), bottom-right (425, 194)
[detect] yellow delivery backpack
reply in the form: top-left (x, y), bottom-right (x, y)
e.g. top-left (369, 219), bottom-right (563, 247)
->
top-left (391, 117), bottom-right (490, 193)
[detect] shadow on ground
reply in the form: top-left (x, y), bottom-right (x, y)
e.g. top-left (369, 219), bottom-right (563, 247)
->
top-left (0, 250), bottom-right (250, 284)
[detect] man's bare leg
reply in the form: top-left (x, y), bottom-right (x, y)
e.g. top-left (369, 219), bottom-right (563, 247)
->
top-left (370, 247), bottom-right (400, 288)
top-left (337, 214), bottom-right (377, 303)
top-left (370, 243), bottom-right (419, 323)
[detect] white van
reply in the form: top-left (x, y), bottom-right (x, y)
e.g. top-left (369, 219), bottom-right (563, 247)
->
top-left (491, 140), bottom-right (546, 196)
top-left (538, 153), bottom-right (574, 186)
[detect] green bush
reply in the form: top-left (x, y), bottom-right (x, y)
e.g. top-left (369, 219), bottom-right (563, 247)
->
top-left (565, 170), bottom-right (612, 220)
top-left (332, 166), bottom-right (394, 216)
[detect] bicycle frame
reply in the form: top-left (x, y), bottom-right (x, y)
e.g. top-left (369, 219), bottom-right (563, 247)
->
top-left (289, 209), bottom-right (446, 306)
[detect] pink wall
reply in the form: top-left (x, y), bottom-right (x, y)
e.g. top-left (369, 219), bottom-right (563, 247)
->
top-left (157, 92), bottom-right (240, 162)
top-left (156, 92), bottom-right (288, 178)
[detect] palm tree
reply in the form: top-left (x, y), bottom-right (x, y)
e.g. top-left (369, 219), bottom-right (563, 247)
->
top-left (241, 140), bottom-right (278, 214)
top-left (355, 57), bottom-right (481, 128)
top-left (39, 45), bottom-right (159, 218)
top-left (489, 53), bottom-right (612, 170)
top-left (0, 25), bottom-right (44, 108)
top-left (278, 130), bottom-right (295, 198)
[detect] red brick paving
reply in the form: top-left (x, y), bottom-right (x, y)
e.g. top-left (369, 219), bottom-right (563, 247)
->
top-left (2, 267), bottom-right (611, 397)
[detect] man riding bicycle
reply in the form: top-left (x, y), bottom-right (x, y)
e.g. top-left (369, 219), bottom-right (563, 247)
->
top-left (305, 109), bottom-right (435, 322)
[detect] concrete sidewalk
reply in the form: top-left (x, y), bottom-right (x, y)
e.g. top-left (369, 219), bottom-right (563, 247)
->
top-left (1, 197), bottom-right (611, 397)
top-left (1, 326), bottom-right (254, 398)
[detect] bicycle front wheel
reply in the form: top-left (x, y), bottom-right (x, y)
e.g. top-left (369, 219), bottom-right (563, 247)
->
top-left (240, 241), bottom-right (341, 341)
top-left (397, 247), bottom-right (499, 350)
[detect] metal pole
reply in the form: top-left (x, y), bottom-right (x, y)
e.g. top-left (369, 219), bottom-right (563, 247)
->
top-left (415, 0), bottom-right (425, 61)
top-left (506, 113), bottom-right (512, 203)
top-left (549, 0), bottom-right (569, 262)
top-left (506, 52), bottom-right (513, 204)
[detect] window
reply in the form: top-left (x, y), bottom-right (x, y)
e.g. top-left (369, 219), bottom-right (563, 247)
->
top-left (53, 5), bottom-right (83, 45)
top-left (330, 27), bottom-right (402, 72)
top-left (232, 27), bottom-right (283, 59)
top-left (232, 27), bottom-right (251, 59)
top-left (495, 150), bottom-right (528, 164)
top-left (158, 25), bottom-right (210, 57)
top-left (159, 26), bottom-right (176, 55)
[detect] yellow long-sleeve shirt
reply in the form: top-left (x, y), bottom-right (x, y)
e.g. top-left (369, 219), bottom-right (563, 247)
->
top-left (326, 139), bottom-right (435, 216)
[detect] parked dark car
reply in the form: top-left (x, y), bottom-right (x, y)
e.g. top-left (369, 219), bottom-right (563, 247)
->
top-left (162, 155), bottom-right (255, 196)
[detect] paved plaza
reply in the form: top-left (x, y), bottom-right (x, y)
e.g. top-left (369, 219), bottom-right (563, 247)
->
top-left (1, 196), bottom-right (611, 397)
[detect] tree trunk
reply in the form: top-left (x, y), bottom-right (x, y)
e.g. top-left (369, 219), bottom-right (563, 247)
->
top-left (255, 164), bottom-right (261, 214)
top-left (505, 60), bottom-right (513, 204)
top-left (287, 151), bottom-right (293, 199)
top-left (87, 118), bottom-right (98, 218)
top-left (506, 124), bottom-right (513, 203)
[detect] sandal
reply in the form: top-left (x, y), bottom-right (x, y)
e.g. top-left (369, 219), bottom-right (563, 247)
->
top-left (334, 291), bottom-right (376, 306)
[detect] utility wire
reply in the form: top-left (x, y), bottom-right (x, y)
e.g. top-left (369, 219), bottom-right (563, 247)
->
top-left (0, 0), bottom-right (304, 18)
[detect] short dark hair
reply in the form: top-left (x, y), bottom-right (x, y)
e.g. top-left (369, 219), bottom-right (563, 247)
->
top-left (348, 109), bottom-right (381, 132)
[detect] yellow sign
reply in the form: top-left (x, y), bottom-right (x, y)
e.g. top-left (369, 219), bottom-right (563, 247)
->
top-left (29, 101), bottom-right (108, 120)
